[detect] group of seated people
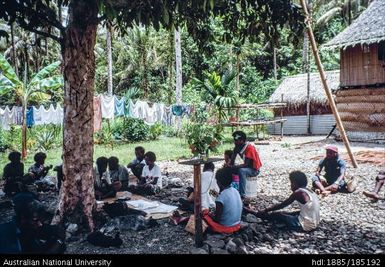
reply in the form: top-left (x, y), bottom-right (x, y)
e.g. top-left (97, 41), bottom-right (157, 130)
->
top-left (93, 147), bottom-right (163, 200)
top-left (1, 130), bottom-right (383, 240)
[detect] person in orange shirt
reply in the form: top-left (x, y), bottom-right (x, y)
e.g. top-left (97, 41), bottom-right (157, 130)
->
top-left (229, 131), bottom-right (262, 199)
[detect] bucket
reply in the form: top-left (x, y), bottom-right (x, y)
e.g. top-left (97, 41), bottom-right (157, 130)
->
top-left (245, 176), bottom-right (258, 198)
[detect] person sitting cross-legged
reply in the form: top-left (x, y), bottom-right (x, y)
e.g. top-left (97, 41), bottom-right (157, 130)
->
top-left (363, 170), bottom-right (385, 201)
top-left (3, 151), bottom-right (25, 197)
top-left (312, 145), bottom-right (353, 196)
top-left (202, 167), bottom-right (242, 234)
top-left (94, 157), bottom-right (116, 200)
top-left (245, 171), bottom-right (320, 232)
top-left (127, 146), bottom-right (146, 180)
top-left (129, 152), bottom-right (162, 195)
top-left (28, 152), bottom-right (53, 182)
top-left (108, 156), bottom-right (129, 191)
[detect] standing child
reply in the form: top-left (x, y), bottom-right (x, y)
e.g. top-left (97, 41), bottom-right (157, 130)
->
top-left (224, 150), bottom-right (240, 191)
top-left (246, 171), bottom-right (320, 232)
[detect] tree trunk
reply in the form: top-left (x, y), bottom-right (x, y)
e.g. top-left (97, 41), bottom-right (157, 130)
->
top-left (106, 23), bottom-right (113, 96)
top-left (21, 103), bottom-right (27, 160)
top-left (236, 53), bottom-right (240, 92)
top-left (10, 22), bottom-right (18, 76)
top-left (53, 0), bottom-right (98, 231)
top-left (174, 27), bottom-right (182, 129)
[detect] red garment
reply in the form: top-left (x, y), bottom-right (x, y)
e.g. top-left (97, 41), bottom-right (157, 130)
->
top-left (93, 96), bottom-right (102, 133)
top-left (202, 210), bottom-right (241, 234)
top-left (244, 144), bottom-right (262, 170)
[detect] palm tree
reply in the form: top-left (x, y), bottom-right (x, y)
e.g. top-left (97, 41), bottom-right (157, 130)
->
top-left (0, 53), bottom-right (63, 158)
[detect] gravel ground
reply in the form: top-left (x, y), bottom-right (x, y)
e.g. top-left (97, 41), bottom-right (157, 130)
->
top-left (1, 136), bottom-right (384, 254)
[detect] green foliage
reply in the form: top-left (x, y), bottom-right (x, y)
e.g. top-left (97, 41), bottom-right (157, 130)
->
top-left (94, 122), bottom-right (114, 146)
top-left (149, 122), bottom-right (163, 140)
top-left (185, 123), bottom-right (223, 156)
top-left (33, 124), bottom-right (62, 151)
top-left (0, 127), bottom-right (9, 152)
top-left (112, 117), bottom-right (150, 142)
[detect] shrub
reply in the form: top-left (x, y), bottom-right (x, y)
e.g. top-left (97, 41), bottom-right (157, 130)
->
top-left (0, 127), bottom-right (9, 152)
top-left (120, 118), bottom-right (149, 142)
top-left (149, 122), bottom-right (163, 140)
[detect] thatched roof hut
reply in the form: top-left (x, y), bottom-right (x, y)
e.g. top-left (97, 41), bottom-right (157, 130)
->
top-left (268, 70), bottom-right (339, 116)
top-left (324, 0), bottom-right (385, 50)
top-left (323, 0), bottom-right (385, 142)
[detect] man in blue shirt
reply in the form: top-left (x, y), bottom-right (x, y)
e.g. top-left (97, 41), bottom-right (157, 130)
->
top-left (312, 145), bottom-right (349, 196)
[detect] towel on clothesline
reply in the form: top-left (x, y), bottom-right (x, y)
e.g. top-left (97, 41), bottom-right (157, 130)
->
top-left (114, 96), bottom-right (125, 117)
top-left (101, 94), bottom-right (115, 119)
top-left (94, 96), bottom-right (102, 132)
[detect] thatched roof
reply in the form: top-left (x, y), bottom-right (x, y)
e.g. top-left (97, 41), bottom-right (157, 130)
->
top-left (268, 70), bottom-right (340, 107)
top-left (324, 0), bottom-right (385, 49)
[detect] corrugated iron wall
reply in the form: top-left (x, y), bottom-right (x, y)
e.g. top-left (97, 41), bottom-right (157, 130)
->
top-left (268, 114), bottom-right (336, 135)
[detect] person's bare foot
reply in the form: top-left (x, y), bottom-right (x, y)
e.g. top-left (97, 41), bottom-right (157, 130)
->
top-left (321, 190), bottom-right (331, 198)
top-left (363, 191), bottom-right (380, 200)
top-left (315, 189), bottom-right (321, 195)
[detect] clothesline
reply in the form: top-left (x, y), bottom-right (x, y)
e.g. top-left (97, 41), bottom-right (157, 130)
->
top-left (0, 94), bottom-right (194, 132)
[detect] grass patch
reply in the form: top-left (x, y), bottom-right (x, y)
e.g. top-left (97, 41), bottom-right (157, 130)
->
top-left (0, 136), bottom-right (234, 178)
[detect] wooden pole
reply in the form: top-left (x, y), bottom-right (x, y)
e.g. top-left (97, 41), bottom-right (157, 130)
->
top-left (280, 94), bottom-right (284, 139)
top-left (300, 0), bottom-right (358, 168)
top-left (193, 164), bottom-right (203, 247)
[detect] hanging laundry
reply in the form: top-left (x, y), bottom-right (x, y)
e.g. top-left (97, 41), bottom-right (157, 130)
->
top-left (32, 105), bottom-right (45, 125)
top-left (131, 100), bottom-right (148, 120)
top-left (114, 96), bottom-right (125, 117)
top-left (11, 106), bottom-right (23, 125)
top-left (0, 106), bottom-right (15, 130)
top-left (101, 94), bottom-right (115, 119)
top-left (145, 103), bottom-right (157, 124)
top-left (164, 105), bottom-right (176, 126)
top-left (94, 96), bottom-right (102, 132)
top-left (55, 104), bottom-right (64, 125)
top-left (125, 99), bottom-right (134, 117)
top-left (26, 107), bottom-right (34, 127)
top-left (155, 103), bottom-right (166, 123)
top-left (171, 105), bottom-right (187, 116)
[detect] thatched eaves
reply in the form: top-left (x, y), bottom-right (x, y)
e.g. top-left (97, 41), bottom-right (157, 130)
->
top-left (268, 70), bottom-right (339, 107)
top-left (324, 0), bottom-right (385, 49)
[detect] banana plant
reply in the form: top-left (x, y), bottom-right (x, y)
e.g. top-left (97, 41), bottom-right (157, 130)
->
top-left (0, 53), bottom-right (63, 159)
top-left (192, 69), bottom-right (238, 123)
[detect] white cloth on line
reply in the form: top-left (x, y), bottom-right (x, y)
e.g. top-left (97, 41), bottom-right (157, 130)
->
top-left (100, 94), bottom-right (115, 119)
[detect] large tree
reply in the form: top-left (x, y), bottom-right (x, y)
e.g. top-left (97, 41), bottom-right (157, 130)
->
top-left (0, 0), bottom-right (303, 230)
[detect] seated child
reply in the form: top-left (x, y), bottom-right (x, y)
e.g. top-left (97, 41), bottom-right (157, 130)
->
top-left (3, 151), bottom-right (24, 197)
top-left (246, 171), bottom-right (320, 232)
top-left (363, 170), bottom-right (385, 200)
top-left (108, 156), bottom-right (129, 191)
top-left (311, 145), bottom-right (352, 196)
top-left (53, 155), bottom-right (64, 191)
top-left (0, 197), bottom-right (66, 254)
top-left (28, 152), bottom-right (53, 181)
top-left (179, 162), bottom-right (219, 212)
top-left (127, 146), bottom-right (146, 179)
top-left (224, 150), bottom-right (240, 191)
top-left (202, 167), bottom-right (242, 234)
top-left (94, 157), bottom-right (116, 200)
top-left (129, 152), bottom-right (161, 195)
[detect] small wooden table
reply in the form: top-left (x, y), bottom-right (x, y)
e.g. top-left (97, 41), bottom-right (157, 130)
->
top-left (179, 157), bottom-right (223, 247)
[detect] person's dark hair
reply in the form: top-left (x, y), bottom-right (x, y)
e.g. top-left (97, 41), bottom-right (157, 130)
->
top-left (135, 146), bottom-right (145, 154)
top-left (215, 167), bottom-right (233, 187)
top-left (289, 171), bottom-right (308, 188)
top-left (8, 151), bottom-right (21, 163)
top-left (34, 152), bottom-right (47, 163)
top-left (144, 151), bottom-right (156, 162)
top-left (96, 157), bottom-right (109, 168)
top-left (108, 156), bottom-right (119, 166)
top-left (224, 150), bottom-right (233, 158)
top-left (203, 162), bottom-right (215, 172)
top-left (232, 131), bottom-right (246, 142)
top-left (14, 199), bottom-right (45, 223)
